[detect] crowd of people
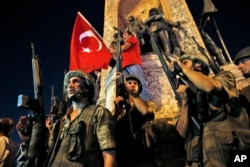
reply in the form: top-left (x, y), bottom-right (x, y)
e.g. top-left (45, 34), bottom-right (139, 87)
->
top-left (1, 7), bottom-right (250, 167)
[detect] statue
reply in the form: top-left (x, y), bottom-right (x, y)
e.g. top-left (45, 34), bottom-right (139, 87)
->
top-left (144, 8), bottom-right (182, 57)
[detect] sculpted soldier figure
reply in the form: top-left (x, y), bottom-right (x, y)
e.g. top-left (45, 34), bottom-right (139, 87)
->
top-left (144, 8), bottom-right (182, 56)
top-left (125, 16), bottom-right (147, 49)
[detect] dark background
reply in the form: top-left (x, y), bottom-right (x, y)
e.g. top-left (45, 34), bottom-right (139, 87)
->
top-left (0, 0), bottom-right (249, 143)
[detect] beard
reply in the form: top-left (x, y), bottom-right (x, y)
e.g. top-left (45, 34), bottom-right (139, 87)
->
top-left (69, 91), bottom-right (86, 102)
top-left (243, 72), bottom-right (250, 78)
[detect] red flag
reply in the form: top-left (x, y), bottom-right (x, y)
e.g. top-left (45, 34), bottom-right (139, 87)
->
top-left (70, 12), bottom-right (112, 73)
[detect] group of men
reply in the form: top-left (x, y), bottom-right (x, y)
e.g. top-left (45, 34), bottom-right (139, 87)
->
top-left (1, 7), bottom-right (250, 167)
top-left (10, 8), bottom-right (156, 167)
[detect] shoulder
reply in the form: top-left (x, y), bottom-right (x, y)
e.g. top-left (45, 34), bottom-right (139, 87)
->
top-left (214, 70), bottom-right (238, 98)
top-left (89, 104), bottom-right (109, 112)
top-left (214, 70), bottom-right (236, 86)
top-left (97, 105), bottom-right (114, 117)
top-left (214, 70), bottom-right (235, 79)
top-left (89, 105), bottom-right (113, 119)
top-left (0, 136), bottom-right (8, 155)
top-left (0, 136), bottom-right (8, 143)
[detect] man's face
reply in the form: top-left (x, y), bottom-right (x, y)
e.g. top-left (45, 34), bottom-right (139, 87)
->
top-left (123, 32), bottom-right (130, 41)
top-left (125, 79), bottom-right (139, 94)
top-left (238, 57), bottom-right (250, 78)
top-left (66, 76), bottom-right (84, 99)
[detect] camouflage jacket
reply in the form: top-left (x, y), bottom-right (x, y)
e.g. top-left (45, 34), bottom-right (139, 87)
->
top-left (45, 105), bottom-right (116, 167)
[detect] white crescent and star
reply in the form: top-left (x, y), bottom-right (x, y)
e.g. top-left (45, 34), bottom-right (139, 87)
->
top-left (79, 30), bottom-right (102, 53)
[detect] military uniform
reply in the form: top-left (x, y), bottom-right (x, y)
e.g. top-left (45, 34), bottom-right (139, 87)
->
top-left (184, 71), bottom-right (250, 167)
top-left (45, 105), bottom-right (116, 167)
top-left (116, 101), bottom-right (157, 167)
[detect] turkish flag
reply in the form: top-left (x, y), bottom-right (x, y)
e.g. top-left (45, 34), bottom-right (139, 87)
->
top-left (70, 12), bottom-right (112, 73)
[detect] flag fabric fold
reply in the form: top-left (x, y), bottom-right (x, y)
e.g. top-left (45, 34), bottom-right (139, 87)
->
top-left (70, 12), bottom-right (112, 73)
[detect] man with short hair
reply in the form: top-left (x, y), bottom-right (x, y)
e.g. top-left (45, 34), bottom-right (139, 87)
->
top-left (44, 70), bottom-right (116, 167)
top-left (125, 16), bottom-right (147, 48)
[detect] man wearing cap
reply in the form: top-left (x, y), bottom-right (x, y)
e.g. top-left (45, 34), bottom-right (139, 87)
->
top-left (174, 53), bottom-right (250, 167)
top-left (44, 70), bottom-right (116, 167)
top-left (114, 74), bottom-right (156, 167)
top-left (234, 46), bottom-right (250, 78)
top-left (234, 46), bottom-right (250, 116)
top-left (0, 117), bottom-right (18, 167)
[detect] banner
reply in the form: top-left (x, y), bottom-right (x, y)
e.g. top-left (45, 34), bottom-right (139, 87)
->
top-left (70, 12), bottom-right (112, 73)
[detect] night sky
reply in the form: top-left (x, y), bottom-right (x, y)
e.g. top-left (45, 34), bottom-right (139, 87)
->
top-left (0, 0), bottom-right (249, 143)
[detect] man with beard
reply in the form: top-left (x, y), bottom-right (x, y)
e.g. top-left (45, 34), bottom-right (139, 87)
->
top-left (44, 70), bottom-right (116, 167)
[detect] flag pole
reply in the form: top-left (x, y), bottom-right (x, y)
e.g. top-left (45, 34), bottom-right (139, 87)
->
top-left (211, 16), bottom-right (233, 63)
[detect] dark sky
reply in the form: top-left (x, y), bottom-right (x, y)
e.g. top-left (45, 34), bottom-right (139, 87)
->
top-left (0, 0), bottom-right (105, 143)
top-left (187, 0), bottom-right (250, 57)
top-left (0, 0), bottom-right (249, 143)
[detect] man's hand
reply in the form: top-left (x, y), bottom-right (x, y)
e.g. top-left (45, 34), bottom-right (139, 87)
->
top-left (16, 116), bottom-right (31, 144)
top-left (114, 96), bottom-right (125, 105)
top-left (113, 96), bottom-right (127, 120)
top-left (45, 116), bottom-right (53, 134)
